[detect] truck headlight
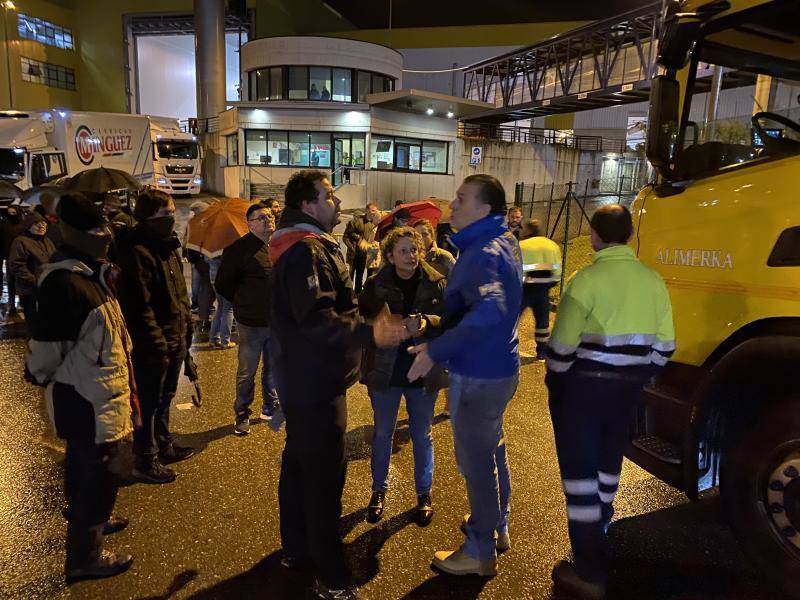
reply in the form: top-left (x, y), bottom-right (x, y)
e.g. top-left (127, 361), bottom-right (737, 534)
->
top-left (156, 177), bottom-right (168, 185)
top-left (193, 177), bottom-right (203, 185)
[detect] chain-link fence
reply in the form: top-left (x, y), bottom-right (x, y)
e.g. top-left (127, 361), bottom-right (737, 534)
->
top-left (514, 178), bottom-right (641, 301)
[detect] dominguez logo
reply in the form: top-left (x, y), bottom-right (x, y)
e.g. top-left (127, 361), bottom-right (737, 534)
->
top-left (75, 125), bottom-right (98, 166)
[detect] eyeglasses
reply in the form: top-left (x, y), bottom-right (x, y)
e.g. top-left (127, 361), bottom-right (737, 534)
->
top-left (248, 215), bottom-right (273, 223)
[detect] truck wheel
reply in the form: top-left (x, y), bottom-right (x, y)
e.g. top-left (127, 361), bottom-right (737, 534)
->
top-left (721, 399), bottom-right (800, 598)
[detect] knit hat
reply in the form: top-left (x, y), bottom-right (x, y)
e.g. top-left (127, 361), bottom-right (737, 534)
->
top-left (58, 192), bottom-right (107, 231)
top-left (22, 211), bottom-right (46, 229)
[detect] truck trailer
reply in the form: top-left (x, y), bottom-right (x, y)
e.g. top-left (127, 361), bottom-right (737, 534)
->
top-left (0, 110), bottom-right (202, 194)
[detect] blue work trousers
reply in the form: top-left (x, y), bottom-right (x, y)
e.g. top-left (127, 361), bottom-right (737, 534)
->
top-left (234, 323), bottom-right (279, 417)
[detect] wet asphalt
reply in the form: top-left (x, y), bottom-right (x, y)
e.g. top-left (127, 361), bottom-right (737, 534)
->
top-left (0, 313), bottom-right (784, 600)
top-left (0, 197), bottom-right (784, 600)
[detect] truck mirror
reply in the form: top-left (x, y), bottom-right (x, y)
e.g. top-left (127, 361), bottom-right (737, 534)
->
top-left (646, 76), bottom-right (680, 180)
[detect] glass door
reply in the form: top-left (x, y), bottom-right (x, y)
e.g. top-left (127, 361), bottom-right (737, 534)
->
top-left (332, 136), bottom-right (351, 187)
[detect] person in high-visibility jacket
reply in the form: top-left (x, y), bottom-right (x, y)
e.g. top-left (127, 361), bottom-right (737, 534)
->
top-left (519, 219), bottom-right (562, 358)
top-left (545, 204), bottom-right (675, 600)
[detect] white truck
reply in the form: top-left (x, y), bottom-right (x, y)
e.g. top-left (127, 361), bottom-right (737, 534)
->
top-left (0, 110), bottom-right (203, 195)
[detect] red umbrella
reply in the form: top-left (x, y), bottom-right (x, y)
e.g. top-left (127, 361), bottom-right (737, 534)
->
top-left (376, 200), bottom-right (443, 240)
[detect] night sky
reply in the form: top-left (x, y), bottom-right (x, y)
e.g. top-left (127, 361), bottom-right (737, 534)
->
top-left (325, 0), bottom-right (657, 29)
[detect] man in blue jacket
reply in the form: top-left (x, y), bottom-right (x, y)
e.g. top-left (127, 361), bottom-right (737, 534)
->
top-left (409, 174), bottom-right (522, 577)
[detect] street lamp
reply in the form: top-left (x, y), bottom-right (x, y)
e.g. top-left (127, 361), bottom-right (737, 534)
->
top-left (1, 0), bottom-right (15, 110)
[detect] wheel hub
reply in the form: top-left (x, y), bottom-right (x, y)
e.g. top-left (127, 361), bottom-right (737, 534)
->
top-left (767, 456), bottom-right (800, 550)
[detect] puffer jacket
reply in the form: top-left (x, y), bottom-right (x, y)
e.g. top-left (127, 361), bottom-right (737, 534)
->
top-left (26, 249), bottom-right (135, 444)
top-left (358, 261), bottom-right (447, 392)
top-left (8, 231), bottom-right (56, 297)
top-left (116, 228), bottom-right (191, 362)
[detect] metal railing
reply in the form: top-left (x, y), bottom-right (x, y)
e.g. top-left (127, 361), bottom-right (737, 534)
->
top-left (458, 123), bottom-right (627, 153)
top-left (460, 2), bottom-right (661, 123)
top-left (179, 117), bottom-right (220, 135)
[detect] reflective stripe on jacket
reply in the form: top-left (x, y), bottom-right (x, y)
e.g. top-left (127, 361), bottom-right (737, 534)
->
top-left (520, 236), bottom-right (562, 284)
top-left (546, 244), bottom-right (675, 373)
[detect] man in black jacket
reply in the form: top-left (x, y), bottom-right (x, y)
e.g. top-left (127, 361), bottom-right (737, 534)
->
top-left (9, 212), bottom-right (56, 328)
top-left (215, 202), bottom-right (280, 436)
top-left (116, 189), bottom-right (194, 484)
top-left (268, 170), bottom-right (404, 600)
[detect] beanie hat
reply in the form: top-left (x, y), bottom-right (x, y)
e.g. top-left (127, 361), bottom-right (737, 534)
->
top-left (58, 192), bottom-right (106, 231)
top-left (23, 211), bottom-right (46, 229)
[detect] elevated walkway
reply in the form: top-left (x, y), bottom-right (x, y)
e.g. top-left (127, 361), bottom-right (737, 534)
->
top-left (461, 3), bottom-right (662, 124)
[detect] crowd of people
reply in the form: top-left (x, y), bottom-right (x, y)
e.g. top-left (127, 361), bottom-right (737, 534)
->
top-left (12, 169), bottom-right (675, 600)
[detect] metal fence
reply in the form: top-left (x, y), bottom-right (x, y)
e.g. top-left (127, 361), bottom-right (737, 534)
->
top-left (514, 179), bottom-right (642, 299)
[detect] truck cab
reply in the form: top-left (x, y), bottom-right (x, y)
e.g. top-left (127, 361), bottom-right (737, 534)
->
top-left (150, 119), bottom-right (203, 195)
top-left (0, 111), bottom-right (67, 189)
top-left (628, 0), bottom-right (800, 595)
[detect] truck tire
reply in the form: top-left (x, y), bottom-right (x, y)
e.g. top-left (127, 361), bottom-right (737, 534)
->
top-left (721, 398), bottom-right (800, 598)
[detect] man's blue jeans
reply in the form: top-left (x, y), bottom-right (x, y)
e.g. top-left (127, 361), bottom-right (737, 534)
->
top-left (210, 293), bottom-right (233, 345)
top-left (368, 386), bottom-right (437, 496)
top-left (449, 372), bottom-right (518, 561)
top-left (234, 323), bottom-right (279, 417)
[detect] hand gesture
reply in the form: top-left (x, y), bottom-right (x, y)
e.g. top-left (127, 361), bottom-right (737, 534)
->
top-left (407, 343), bottom-right (435, 381)
top-left (373, 304), bottom-right (407, 348)
top-left (403, 314), bottom-right (426, 338)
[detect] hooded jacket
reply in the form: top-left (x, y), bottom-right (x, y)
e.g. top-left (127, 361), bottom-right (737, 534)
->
top-left (26, 248), bottom-right (136, 444)
top-left (8, 231), bottom-right (56, 297)
top-left (427, 214), bottom-right (523, 379)
top-left (214, 232), bottom-right (273, 327)
top-left (358, 261), bottom-right (447, 392)
top-left (269, 207), bottom-right (372, 400)
top-left (116, 227), bottom-right (191, 362)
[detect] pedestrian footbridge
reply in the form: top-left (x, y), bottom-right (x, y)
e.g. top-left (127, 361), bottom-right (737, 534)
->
top-left (461, 3), bottom-right (662, 124)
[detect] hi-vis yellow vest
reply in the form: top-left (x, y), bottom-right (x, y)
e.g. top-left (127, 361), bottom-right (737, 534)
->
top-left (547, 245), bottom-right (675, 373)
top-left (520, 236), bottom-right (562, 283)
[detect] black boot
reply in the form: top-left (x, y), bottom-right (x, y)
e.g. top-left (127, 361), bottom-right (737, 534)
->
top-left (367, 491), bottom-right (385, 524)
top-left (102, 515), bottom-right (129, 535)
top-left (551, 560), bottom-right (606, 600)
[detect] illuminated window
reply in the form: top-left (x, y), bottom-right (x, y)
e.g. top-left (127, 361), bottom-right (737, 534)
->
top-left (20, 57), bottom-right (75, 91)
top-left (17, 13), bottom-right (74, 50)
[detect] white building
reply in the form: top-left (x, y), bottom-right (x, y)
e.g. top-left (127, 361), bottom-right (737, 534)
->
top-left (217, 36), bottom-right (492, 210)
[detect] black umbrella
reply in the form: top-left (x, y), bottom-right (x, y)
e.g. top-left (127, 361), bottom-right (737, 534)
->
top-left (65, 167), bottom-right (142, 195)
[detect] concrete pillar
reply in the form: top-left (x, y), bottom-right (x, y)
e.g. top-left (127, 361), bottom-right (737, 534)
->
top-left (704, 65), bottom-right (723, 142)
top-left (194, 0), bottom-right (226, 194)
top-left (194, 0), bottom-right (226, 120)
top-left (753, 74), bottom-right (773, 115)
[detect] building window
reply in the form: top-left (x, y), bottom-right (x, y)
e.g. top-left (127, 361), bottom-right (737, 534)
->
top-left (310, 133), bottom-right (331, 167)
top-left (21, 57), bottom-right (75, 91)
top-left (395, 137), bottom-right (422, 171)
top-left (370, 135), bottom-right (448, 174)
top-left (309, 67), bottom-right (331, 101)
top-left (351, 134), bottom-right (366, 167)
top-left (357, 71), bottom-right (371, 103)
top-left (332, 68), bottom-right (351, 102)
top-left (268, 130), bottom-right (289, 165)
top-left (255, 69), bottom-right (268, 101)
top-left (269, 67), bottom-right (283, 100)
top-left (17, 13), bottom-right (74, 50)
top-left (245, 130), bottom-right (267, 165)
top-left (370, 136), bottom-right (394, 170)
top-left (289, 132), bottom-right (310, 167)
top-left (421, 140), bottom-right (448, 174)
top-left (226, 134), bottom-right (238, 166)
top-left (372, 73), bottom-right (391, 94)
top-left (288, 67), bottom-right (308, 100)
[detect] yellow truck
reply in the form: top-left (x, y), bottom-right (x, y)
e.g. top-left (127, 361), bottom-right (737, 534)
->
top-left (628, 0), bottom-right (799, 595)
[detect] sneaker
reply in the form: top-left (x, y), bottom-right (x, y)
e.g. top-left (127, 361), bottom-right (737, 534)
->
top-left (461, 514), bottom-right (510, 553)
top-left (219, 341), bottom-right (237, 349)
top-left (158, 444), bottom-right (195, 464)
top-left (234, 414), bottom-right (251, 436)
top-left (551, 560), bottom-right (606, 600)
top-left (432, 548), bottom-right (497, 577)
top-left (312, 578), bottom-right (359, 600)
top-left (132, 460), bottom-right (176, 484)
top-left (211, 338), bottom-right (221, 348)
top-left (102, 515), bottom-right (129, 535)
top-left (416, 494), bottom-right (433, 527)
top-left (367, 491), bottom-right (385, 524)
top-left (259, 406), bottom-right (275, 421)
top-left (65, 550), bottom-right (133, 581)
